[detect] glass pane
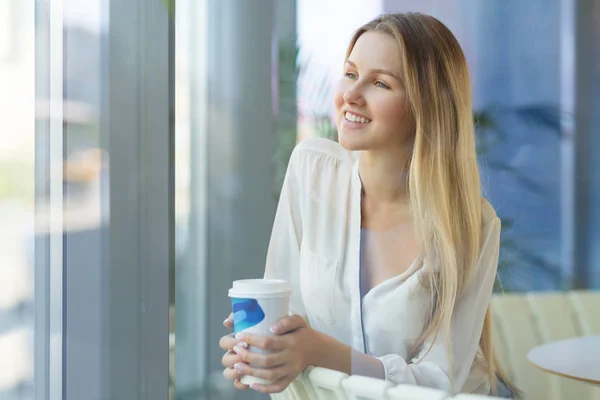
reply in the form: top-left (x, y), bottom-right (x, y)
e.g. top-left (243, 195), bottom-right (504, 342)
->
top-left (175, 0), bottom-right (283, 398)
top-left (32, 0), bottom-right (109, 398)
top-left (5, 0), bottom-right (171, 398)
top-left (0, 0), bottom-right (35, 397)
top-left (173, 0), bottom-right (191, 397)
top-left (589, 3), bottom-right (600, 289)
top-left (62, 0), bottom-right (108, 397)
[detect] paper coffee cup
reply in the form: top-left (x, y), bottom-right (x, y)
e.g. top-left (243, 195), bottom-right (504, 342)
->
top-left (228, 279), bottom-right (291, 386)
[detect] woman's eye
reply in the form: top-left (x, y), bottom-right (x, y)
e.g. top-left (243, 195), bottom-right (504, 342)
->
top-left (375, 81), bottom-right (390, 89)
top-left (345, 72), bottom-right (357, 79)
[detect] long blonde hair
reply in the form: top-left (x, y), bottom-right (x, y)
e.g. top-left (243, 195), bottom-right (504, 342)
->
top-left (346, 13), bottom-right (520, 397)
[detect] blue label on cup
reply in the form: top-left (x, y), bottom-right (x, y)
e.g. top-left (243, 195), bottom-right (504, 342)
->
top-left (231, 298), bottom-right (265, 333)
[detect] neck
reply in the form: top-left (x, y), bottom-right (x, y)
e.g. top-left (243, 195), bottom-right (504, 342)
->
top-left (358, 147), bottom-right (412, 206)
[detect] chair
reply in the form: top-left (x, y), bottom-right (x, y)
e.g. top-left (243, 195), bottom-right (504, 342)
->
top-left (568, 290), bottom-right (600, 335)
top-left (341, 375), bottom-right (393, 399)
top-left (527, 292), bottom-right (592, 400)
top-left (307, 367), bottom-right (350, 400)
top-left (386, 384), bottom-right (448, 399)
top-left (490, 294), bottom-right (554, 400)
top-left (564, 291), bottom-right (600, 400)
top-left (490, 310), bottom-right (511, 384)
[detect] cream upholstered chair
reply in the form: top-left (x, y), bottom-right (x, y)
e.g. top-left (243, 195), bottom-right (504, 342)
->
top-left (568, 290), bottom-right (600, 335)
top-left (567, 291), bottom-right (600, 399)
top-left (526, 292), bottom-right (595, 400)
top-left (491, 291), bottom-right (600, 400)
top-left (490, 293), bottom-right (554, 400)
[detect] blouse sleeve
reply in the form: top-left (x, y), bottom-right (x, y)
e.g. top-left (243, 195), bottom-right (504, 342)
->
top-left (376, 215), bottom-right (501, 393)
top-left (263, 148), bottom-right (307, 318)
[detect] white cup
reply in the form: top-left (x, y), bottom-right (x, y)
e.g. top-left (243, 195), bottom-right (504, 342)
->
top-left (228, 279), bottom-right (291, 386)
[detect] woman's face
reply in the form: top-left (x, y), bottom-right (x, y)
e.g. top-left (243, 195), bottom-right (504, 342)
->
top-left (334, 31), bottom-right (414, 152)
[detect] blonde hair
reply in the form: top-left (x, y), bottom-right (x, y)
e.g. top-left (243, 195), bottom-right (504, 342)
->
top-left (346, 13), bottom-right (520, 398)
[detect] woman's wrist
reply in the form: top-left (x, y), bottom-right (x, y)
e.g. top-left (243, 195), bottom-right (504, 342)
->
top-left (307, 329), bottom-right (351, 373)
top-left (307, 329), bottom-right (385, 379)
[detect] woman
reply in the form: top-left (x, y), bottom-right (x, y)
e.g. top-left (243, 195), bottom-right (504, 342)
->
top-left (219, 12), bottom-right (520, 398)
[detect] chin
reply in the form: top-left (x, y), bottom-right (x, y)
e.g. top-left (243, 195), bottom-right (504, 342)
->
top-left (338, 133), bottom-right (367, 151)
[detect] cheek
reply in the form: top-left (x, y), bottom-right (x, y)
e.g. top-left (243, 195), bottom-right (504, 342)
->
top-left (333, 87), bottom-right (344, 112)
top-left (376, 98), bottom-right (409, 126)
top-left (333, 79), bottom-right (351, 112)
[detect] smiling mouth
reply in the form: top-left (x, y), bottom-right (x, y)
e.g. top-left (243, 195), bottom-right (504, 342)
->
top-left (344, 111), bottom-right (371, 124)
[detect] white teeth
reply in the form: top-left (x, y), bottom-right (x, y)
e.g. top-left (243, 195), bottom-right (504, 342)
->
top-left (345, 112), bottom-right (370, 123)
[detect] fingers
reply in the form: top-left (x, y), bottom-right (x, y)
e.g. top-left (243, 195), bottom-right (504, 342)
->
top-left (233, 345), bottom-right (287, 368)
top-left (223, 366), bottom-right (240, 381)
top-left (222, 350), bottom-right (243, 369)
top-left (249, 375), bottom-right (294, 394)
top-left (233, 362), bottom-right (290, 383)
top-left (223, 367), bottom-right (250, 390)
top-left (219, 333), bottom-right (246, 352)
top-left (270, 315), bottom-right (307, 335)
top-left (223, 313), bottom-right (234, 329)
top-left (235, 332), bottom-right (286, 351)
top-left (219, 334), bottom-right (236, 351)
top-left (233, 378), bottom-right (250, 390)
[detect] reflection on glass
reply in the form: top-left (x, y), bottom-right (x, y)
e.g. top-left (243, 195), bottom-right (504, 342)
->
top-left (61, 0), bottom-right (108, 398)
top-left (0, 0), bottom-right (108, 398)
top-left (0, 0), bottom-right (35, 397)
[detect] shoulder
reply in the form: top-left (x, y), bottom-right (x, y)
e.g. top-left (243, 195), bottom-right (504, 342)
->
top-left (481, 198), bottom-right (500, 228)
top-left (289, 137), bottom-right (356, 175)
top-left (480, 198), bottom-right (501, 243)
top-left (293, 136), bottom-right (355, 163)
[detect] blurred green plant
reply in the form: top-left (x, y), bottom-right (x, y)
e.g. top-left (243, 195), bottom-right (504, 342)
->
top-left (274, 43), bottom-right (301, 196)
top-left (162, 0), bottom-right (175, 18)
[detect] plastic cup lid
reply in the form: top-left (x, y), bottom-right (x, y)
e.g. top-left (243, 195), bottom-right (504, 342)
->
top-left (228, 279), bottom-right (291, 298)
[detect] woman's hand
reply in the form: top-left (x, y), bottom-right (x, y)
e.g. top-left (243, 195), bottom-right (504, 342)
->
top-left (219, 313), bottom-right (250, 390)
top-left (231, 315), bottom-right (320, 394)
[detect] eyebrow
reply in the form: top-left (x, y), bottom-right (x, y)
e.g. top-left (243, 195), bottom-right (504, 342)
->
top-left (345, 60), bottom-right (401, 82)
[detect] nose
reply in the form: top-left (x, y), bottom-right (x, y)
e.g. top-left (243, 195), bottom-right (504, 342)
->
top-left (342, 84), bottom-right (365, 107)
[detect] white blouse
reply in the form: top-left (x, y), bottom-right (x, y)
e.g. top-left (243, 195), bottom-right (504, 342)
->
top-left (263, 137), bottom-right (500, 394)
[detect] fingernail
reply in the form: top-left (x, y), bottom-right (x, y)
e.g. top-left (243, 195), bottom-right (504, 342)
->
top-left (223, 317), bottom-right (230, 324)
top-left (234, 363), bottom-right (244, 372)
top-left (235, 333), bottom-right (245, 340)
top-left (233, 346), bottom-right (241, 354)
top-left (270, 323), bottom-right (281, 333)
top-left (238, 341), bottom-right (248, 348)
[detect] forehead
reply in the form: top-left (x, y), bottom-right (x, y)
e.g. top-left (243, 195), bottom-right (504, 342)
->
top-left (347, 31), bottom-right (402, 72)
